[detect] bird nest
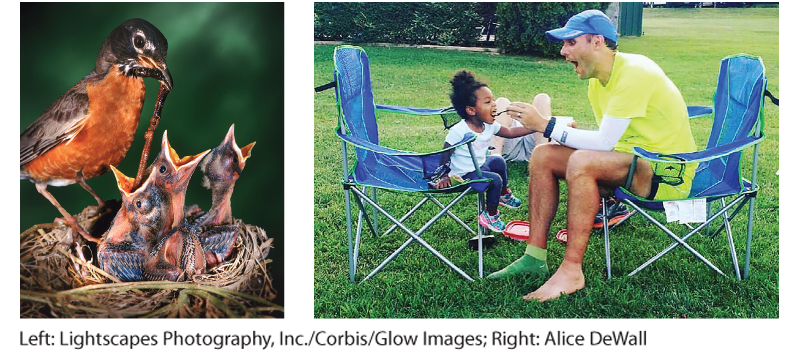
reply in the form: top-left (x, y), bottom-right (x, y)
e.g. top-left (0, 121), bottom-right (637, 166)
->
top-left (20, 202), bottom-right (282, 318)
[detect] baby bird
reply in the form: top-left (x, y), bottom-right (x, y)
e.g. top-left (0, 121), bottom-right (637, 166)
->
top-left (97, 166), bottom-right (168, 282)
top-left (145, 130), bottom-right (210, 230)
top-left (144, 223), bottom-right (206, 281)
top-left (186, 124), bottom-right (255, 268)
top-left (140, 130), bottom-right (210, 281)
top-left (98, 130), bottom-right (208, 282)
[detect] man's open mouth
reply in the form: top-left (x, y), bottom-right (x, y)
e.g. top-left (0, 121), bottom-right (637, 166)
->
top-left (568, 60), bottom-right (578, 69)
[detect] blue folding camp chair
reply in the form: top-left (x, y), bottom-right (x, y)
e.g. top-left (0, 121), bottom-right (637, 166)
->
top-left (599, 54), bottom-right (775, 280)
top-left (320, 45), bottom-right (493, 282)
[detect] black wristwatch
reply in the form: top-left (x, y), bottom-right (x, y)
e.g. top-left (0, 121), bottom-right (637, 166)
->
top-left (543, 117), bottom-right (557, 139)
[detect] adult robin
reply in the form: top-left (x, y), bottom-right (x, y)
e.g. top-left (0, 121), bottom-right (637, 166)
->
top-left (186, 124), bottom-right (256, 268)
top-left (20, 18), bottom-right (173, 243)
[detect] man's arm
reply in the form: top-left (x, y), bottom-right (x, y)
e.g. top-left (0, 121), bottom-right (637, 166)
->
top-left (504, 101), bottom-right (630, 151)
top-left (549, 115), bottom-right (631, 151)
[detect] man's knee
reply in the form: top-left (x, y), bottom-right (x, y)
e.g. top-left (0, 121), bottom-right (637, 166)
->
top-left (494, 97), bottom-right (512, 127)
top-left (529, 143), bottom-right (562, 173)
top-left (533, 93), bottom-right (551, 114)
top-left (533, 93), bottom-right (550, 106)
top-left (565, 150), bottom-right (596, 181)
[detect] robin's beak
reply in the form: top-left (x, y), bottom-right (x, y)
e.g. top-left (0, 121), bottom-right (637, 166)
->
top-left (139, 55), bottom-right (173, 91)
top-left (150, 63), bottom-right (172, 91)
top-left (159, 65), bottom-right (173, 91)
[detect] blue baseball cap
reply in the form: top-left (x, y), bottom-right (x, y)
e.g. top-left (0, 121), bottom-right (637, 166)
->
top-left (545, 9), bottom-right (618, 43)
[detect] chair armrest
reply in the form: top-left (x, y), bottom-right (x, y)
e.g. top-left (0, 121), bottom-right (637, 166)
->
top-left (687, 105), bottom-right (713, 118)
top-left (336, 128), bottom-right (477, 156)
top-left (376, 104), bottom-right (461, 129)
top-left (632, 135), bottom-right (765, 164)
top-left (375, 104), bottom-right (453, 116)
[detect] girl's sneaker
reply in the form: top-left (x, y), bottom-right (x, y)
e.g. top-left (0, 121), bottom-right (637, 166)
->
top-left (478, 210), bottom-right (506, 233)
top-left (499, 191), bottom-right (522, 208)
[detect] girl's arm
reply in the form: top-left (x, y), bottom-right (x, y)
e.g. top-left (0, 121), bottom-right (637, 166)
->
top-left (496, 120), bottom-right (579, 139)
top-left (495, 125), bottom-right (534, 139)
top-left (433, 142), bottom-right (453, 189)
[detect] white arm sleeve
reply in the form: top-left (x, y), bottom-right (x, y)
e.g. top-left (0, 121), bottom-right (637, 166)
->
top-left (548, 115), bottom-right (631, 151)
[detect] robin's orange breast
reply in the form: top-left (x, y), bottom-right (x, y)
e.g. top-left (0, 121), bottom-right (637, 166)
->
top-left (24, 68), bottom-right (146, 184)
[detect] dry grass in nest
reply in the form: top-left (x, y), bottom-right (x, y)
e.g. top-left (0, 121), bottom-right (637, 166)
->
top-left (20, 204), bottom-right (282, 318)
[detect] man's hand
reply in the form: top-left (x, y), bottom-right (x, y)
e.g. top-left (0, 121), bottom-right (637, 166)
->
top-left (506, 102), bottom-right (549, 132)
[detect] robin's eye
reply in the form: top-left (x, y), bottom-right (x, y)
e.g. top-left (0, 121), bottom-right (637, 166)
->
top-left (159, 165), bottom-right (167, 173)
top-left (134, 35), bottom-right (145, 49)
top-left (136, 200), bottom-right (142, 208)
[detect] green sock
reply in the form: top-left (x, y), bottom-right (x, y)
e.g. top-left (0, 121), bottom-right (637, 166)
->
top-left (487, 244), bottom-right (549, 280)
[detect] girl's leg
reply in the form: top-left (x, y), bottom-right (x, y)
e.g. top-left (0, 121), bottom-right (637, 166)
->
top-left (464, 169), bottom-right (502, 215)
top-left (484, 155), bottom-right (509, 193)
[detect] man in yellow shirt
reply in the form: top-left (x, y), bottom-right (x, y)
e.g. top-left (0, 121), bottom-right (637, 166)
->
top-left (492, 10), bottom-right (696, 301)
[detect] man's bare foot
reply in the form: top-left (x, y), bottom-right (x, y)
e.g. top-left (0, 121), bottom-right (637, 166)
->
top-left (523, 264), bottom-right (585, 302)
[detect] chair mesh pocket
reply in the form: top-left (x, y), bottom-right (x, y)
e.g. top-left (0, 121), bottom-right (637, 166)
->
top-left (653, 156), bottom-right (686, 186)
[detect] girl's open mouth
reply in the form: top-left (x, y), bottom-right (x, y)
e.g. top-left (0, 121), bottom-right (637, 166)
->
top-left (492, 110), bottom-right (508, 117)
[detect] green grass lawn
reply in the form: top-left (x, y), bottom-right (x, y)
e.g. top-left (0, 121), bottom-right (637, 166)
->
top-left (313, 8), bottom-right (778, 318)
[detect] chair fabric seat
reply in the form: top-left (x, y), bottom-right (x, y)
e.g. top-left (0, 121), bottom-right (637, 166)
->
top-left (337, 129), bottom-right (491, 193)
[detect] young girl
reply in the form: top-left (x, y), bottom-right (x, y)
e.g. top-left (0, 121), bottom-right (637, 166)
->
top-left (433, 71), bottom-right (536, 232)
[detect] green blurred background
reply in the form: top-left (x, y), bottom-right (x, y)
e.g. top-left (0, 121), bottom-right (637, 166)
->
top-left (20, 2), bottom-right (284, 306)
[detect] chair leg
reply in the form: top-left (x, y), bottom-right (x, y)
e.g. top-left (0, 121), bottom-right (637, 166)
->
top-left (372, 188), bottom-right (379, 235)
top-left (744, 195), bottom-right (756, 279)
top-left (478, 192), bottom-right (485, 278)
top-left (344, 188), bottom-right (355, 282)
top-left (603, 197), bottom-right (612, 279)
top-left (355, 209), bottom-right (363, 272)
top-left (349, 188), bottom-right (380, 281)
top-left (721, 198), bottom-right (742, 280)
top-left (354, 189), bottom-right (369, 272)
top-left (351, 191), bottom-right (378, 238)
